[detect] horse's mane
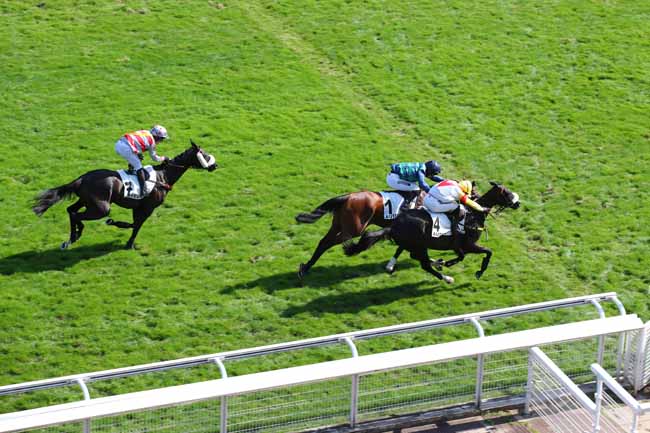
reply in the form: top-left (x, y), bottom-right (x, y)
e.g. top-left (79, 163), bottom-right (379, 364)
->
top-left (169, 146), bottom-right (197, 163)
top-left (153, 146), bottom-right (196, 171)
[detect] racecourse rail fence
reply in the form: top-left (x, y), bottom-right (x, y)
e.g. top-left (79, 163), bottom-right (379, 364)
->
top-left (1, 293), bottom-right (650, 433)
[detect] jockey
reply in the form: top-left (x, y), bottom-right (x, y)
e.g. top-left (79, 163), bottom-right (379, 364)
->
top-left (423, 179), bottom-right (490, 237)
top-left (386, 160), bottom-right (444, 208)
top-left (114, 125), bottom-right (169, 197)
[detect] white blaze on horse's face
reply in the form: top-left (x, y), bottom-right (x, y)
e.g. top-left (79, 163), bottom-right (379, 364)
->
top-left (197, 151), bottom-right (216, 169)
top-left (511, 192), bottom-right (520, 206)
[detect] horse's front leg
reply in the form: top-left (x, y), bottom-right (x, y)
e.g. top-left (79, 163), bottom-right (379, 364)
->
top-left (125, 207), bottom-right (154, 249)
top-left (105, 218), bottom-right (134, 229)
top-left (463, 243), bottom-right (492, 279)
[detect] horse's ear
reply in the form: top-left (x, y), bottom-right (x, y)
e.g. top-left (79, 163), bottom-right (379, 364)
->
top-left (489, 181), bottom-right (499, 187)
top-left (190, 139), bottom-right (198, 149)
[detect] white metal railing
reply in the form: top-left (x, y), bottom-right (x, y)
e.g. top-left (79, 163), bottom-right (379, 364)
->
top-left (0, 292), bottom-right (625, 404)
top-left (0, 315), bottom-right (642, 433)
top-left (527, 346), bottom-right (650, 433)
top-left (592, 363), bottom-right (650, 433)
top-left (623, 322), bottom-right (650, 393)
top-left (526, 347), bottom-right (597, 433)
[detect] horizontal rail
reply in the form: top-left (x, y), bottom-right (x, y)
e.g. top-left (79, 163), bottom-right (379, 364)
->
top-left (0, 292), bottom-right (621, 396)
top-left (591, 363), bottom-right (641, 411)
top-left (531, 347), bottom-right (597, 413)
top-left (0, 315), bottom-right (641, 433)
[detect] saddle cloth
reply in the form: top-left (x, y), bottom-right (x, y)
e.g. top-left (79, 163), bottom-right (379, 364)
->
top-left (422, 207), bottom-right (466, 238)
top-left (117, 166), bottom-right (157, 199)
top-left (379, 191), bottom-right (406, 220)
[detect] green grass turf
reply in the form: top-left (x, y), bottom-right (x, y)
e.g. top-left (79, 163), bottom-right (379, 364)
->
top-left (0, 0), bottom-right (649, 412)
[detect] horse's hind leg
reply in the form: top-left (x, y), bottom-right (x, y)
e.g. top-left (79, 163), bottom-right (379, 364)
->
top-left (385, 246), bottom-right (404, 274)
top-left (414, 249), bottom-right (454, 284)
top-left (62, 202), bottom-right (110, 249)
top-left (62, 200), bottom-right (85, 250)
top-left (299, 224), bottom-right (346, 279)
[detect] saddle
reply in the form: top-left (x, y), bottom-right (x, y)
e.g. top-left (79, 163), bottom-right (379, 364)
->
top-left (117, 166), bottom-right (157, 199)
top-left (422, 207), bottom-right (466, 238)
top-left (380, 190), bottom-right (426, 219)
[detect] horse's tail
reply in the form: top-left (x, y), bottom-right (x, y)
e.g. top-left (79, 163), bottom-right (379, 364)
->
top-left (343, 227), bottom-right (392, 256)
top-left (32, 179), bottom-right (80, 216)
top-left (295, 194), bottom-right (349, 223)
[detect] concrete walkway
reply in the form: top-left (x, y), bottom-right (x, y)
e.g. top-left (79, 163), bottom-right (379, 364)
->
top-left (396, 404), bottom-right (650, 433)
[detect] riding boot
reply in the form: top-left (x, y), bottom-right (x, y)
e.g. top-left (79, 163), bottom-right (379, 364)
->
top-left (136, 168), bottom-right (148, 198)
top-left (450, 207), bottom-right (465, 247)
top-left (402, 191), bottom-right (418, 210)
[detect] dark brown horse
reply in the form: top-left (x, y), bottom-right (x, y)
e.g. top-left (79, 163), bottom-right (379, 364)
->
top-left (33, 140), bottom-right (217, 249)
top-left (295, 190), bottom-right (425, 278)
top-left (343, 182), bottom-right (520, 283)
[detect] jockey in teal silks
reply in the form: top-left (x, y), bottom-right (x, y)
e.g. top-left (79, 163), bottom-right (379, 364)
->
top-left (386, 160), bottom-right (444, 208)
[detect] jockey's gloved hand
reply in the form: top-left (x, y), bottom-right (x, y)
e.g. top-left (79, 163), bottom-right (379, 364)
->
top-left (483, 207), bottom-right (492, 214)
top-left (137, 153), bottom-right (144, 161)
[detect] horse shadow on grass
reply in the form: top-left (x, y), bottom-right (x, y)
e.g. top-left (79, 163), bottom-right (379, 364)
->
top-left (0, 241), bottom-right (122, 275)
top-left (282, 282), bottom-right (472, 317)
top-left (220, 261), bottom-right (420, 294)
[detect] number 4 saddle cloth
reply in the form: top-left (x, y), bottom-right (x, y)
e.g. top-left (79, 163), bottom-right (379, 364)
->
top-left (423, 207), bottom-right (466, 238)
top-left (117, 166), bottom-right (157, 200)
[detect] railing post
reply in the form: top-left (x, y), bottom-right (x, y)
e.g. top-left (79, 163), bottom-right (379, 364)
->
top-left (212, 358), bottom-right (228, 433)
top-left (590, 300), bottom-right (606, 365)
top-left (468, 317), bottom-right (485, 410)
top-left (341, 337), bottom-right (359, 427)
top-left (593, 377), bottom-right (603, 433)
top-left (611, 297), bottom-right (627, 379)
top-left (633, 326), bottom-right (647, 393)
top-left (524, 348), bottom-right (536, 415)
top-left (75, 378), bottom-right (91, 433)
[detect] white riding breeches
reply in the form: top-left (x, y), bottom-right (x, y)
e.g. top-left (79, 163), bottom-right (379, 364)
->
top-left (423, 194), bottom-right (458, 213)
top-left (386, 173), bottom-right (420, 191)
top-left (115, 138), bottom-right (142, 170)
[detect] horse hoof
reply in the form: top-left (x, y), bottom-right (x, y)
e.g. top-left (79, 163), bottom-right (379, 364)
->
top-left (442, 275), bottom-right (454, 284)
top-left (475, 271), bottom-right (483, 280)
top-left (385, 257), bottom-right (397, 274)
top-left (60, 241), bottom-right (70, 250)
top-left (298, 263), bottom-right (307, 279)
top-left (105, 218), bottom-right (114, 225)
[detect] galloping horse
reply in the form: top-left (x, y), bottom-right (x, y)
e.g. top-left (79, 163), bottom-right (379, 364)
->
top-left (33, 140), bottom-right (217, 249)
top-left (343, 182), bottom-right (520, 283)
top-left (295, 190), bottom-right (425, 278)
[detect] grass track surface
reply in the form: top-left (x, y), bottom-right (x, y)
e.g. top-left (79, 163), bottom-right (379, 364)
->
top-left (0, 0), bottom-right (649, 412)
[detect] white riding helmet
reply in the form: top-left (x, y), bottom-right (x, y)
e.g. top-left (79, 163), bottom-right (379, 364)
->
top-left (150, 125), bottom-right (169, 140)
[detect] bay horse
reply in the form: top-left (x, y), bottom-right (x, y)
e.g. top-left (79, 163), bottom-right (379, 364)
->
top-left (342, 182), bottom-right (520, 283)
top-left (32, 140), bottom-right (217, 250)
top-left (295, 190), bottom-right (425, 278)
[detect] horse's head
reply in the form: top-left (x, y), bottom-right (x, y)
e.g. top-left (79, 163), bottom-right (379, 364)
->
top-left (191, 140), bottom-right (218, 172)
top-left (481, 181), bottom-right (520, 211)
top-left (168, 140), bottom-right (218, 171)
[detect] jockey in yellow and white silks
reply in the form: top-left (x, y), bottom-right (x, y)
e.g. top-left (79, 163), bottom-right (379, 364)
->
top-left (423, 180), bottom-right (490, 236)
top-left (114, 125), bottom-right (169, 196)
